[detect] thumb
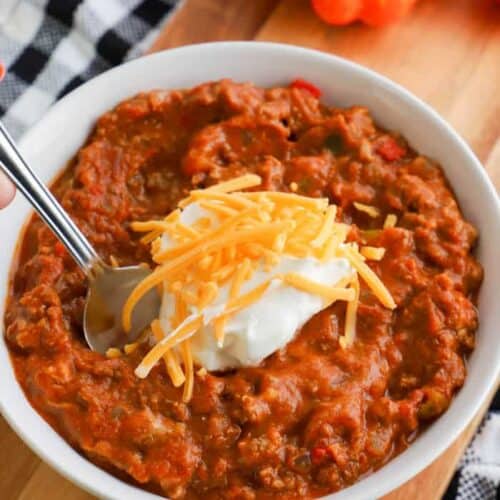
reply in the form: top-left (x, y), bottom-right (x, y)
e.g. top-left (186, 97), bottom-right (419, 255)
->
top-left (0, 170), bottom-right (15, 208)
top-left (0, 66), bottom-right (15, 208)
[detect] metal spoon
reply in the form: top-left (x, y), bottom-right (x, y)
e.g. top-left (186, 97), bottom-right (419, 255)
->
top-left (0, 122), bottom-right (160, 354)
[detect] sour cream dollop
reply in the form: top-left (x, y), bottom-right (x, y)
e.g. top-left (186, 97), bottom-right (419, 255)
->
top-left (158, 202), bottom-right (353, 371)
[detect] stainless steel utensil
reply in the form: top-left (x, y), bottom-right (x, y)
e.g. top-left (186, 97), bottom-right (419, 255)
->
top-left (0, 121), bottom-right (160, 354)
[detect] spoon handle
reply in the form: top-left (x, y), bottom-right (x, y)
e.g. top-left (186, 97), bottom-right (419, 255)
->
top-left (0, 121), bottom-right (103, 277)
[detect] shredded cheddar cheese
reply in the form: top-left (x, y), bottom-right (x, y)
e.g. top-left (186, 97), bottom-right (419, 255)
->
top-left (214, 316), bottom-right (227, 347)
top-left (151, 320), bottom-right (185, 387)
top-left (226, 279), bottom-right (272, 315)
top-left (140, 230), bottom-right (162, 244)
top-left (360, 246), bottom-right (386, 261)
top-left (384, 213), bottom-right (398, 228)
top-left (124, 342), bottom-right (139, 354)
top-left (243, 191), bottom-right (328, 210)
top-left (181, 340), bottom-right (194, 402)
top-left (122, 174), bottom-right (396, 400)
top-left (353, 202), bottom-right (380, 218)
top-left (136, 315), bottom-right (203, 378)
top-left (311, 205), bottom-right (337, 248)
top-left (282, 273), bottom-right (355, 303)
top-left (340, 275), bottom-right (360, 349)
top-left (205, 173), bottom-right (262, 193)
top-left (230, 258), bottom-right (252, 300)
top-left (341, 245), bottom-right (396, 309)
top-left (106, 347), bottom-right (122, 359)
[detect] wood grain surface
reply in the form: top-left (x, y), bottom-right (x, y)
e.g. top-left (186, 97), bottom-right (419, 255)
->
top-left (2, 0), bottom-right (499, 499)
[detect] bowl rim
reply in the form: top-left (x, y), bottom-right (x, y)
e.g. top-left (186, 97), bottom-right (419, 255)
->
top-left (1, 41), bottom-right (499, 500)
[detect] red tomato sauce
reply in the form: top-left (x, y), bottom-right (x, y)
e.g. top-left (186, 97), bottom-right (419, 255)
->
top-left (4, 80), bottom-right (482, 499)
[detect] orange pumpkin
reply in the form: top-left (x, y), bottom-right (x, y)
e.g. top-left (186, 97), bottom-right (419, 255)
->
top-left (311, 0), bottom-right (363, 25)
top-left (312, 0), bottom-right (418, 26)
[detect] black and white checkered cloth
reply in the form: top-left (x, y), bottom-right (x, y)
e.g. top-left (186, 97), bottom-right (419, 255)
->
top-left (0, 2), bottom-right (498, 499)
top-left (0, 0), bottom-right (180, 139)
top-left (444, 391), bottom-right (500, 500)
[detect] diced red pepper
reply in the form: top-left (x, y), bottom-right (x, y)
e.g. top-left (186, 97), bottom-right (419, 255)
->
top-left (54, 241), bottom-right (66, 257)
top-left (290, 78), bottom-right (322, 98)
top-left (311, 446), bottom-right (329, 464)
top-left (376, 137), bottom-right (406, 162)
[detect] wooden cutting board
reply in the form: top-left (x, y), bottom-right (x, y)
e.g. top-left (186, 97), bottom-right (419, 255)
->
top-left (2, 0), bottom-right (499, 499)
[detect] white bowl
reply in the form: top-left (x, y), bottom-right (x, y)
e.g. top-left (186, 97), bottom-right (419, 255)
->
top-left (1, 42), bottom-right (499, 500)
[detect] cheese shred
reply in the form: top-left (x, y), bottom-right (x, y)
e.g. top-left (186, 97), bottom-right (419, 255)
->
top-left (181, 340), bottom-right (194, 402)
top-left (311, 205), bottom-right (337, 248)
top-left (384, 213), bottom-right (398, 228)
top-left (205, 174), bottom-right (262, 193)
top-left (360, 246), bottom-right (386, 261)
top-left (353, 202), bottom-right (380, 218)
top-left (340, 275), bottom-right (360, 348)
top-left (135, 315), bottom-right (203, 379)
top-left (342, 245), bottom-right (396, 309)
top-left (106, 347), bottom-right (122, 359)
top-left (283, 273), bottom-right (355, 303)
top-left (151, 320), bottom-right (185, 387)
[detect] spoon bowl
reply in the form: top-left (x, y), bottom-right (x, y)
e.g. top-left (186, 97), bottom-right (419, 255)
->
top-left (84, 265), bottom-right (160, 354)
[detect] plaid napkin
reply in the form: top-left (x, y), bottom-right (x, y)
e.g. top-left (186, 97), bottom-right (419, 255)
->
top-left (0, 2), bottom-right (498, 500)
top-left (444, 391), bottom-right (500, 500)
top-left (0, 0), bottom-right (179, 139)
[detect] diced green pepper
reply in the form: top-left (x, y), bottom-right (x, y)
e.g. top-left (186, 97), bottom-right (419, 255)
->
top-left (325, 133), bottom-right (345, 155)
